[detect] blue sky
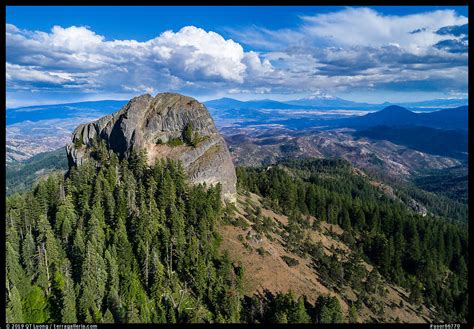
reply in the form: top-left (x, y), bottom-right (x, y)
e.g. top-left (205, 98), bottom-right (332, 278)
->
top-left (6, 6), bottom-right (469, 107)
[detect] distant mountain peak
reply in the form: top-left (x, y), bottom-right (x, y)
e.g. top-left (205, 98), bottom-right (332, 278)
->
top-left (341, 104), bottom-right (466, 131)
top-left (220, 97), bottom-right (240, 101)
top-left (306, 90), bottom-right (337, 100)
top-left (380, 105), bottom-right (413, 113)
top-left (367, 105), bottom-right (417, 120)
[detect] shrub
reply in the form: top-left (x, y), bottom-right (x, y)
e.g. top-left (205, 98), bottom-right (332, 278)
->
top-left (183, 123), bottom-right (194, 146)
top-left (193, 133), bottom-right (208, 146)
top-left (243, 242), bottom-right (252, 252)
top-left (167, 137), bottom-right (184, 146)
top-left (282, 255), bottom-right (299, 267)
top-left (73, 137), bottom-right (83, 149)
top-left (232, 217), bottom-right (249, 230)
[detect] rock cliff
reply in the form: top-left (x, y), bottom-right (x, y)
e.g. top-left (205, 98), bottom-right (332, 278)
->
top-left (66, 93), bottom-right (237, 202)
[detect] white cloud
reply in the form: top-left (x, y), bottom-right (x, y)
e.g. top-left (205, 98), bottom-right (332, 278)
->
top-left (300, 8), bottom-right (467, 53)
top-left (226, 25), bottom-right (307, 51)
top-left (231, 8), bottom-right (468, 54)
top-left (149, 26), bottom-right (248, 82)
top-left (6, 63), bottom-right (73, 85)
top-left (225, 7), bottom-right (468, 95)
top-left (243, 51), bottom-right (274, 77)
top-left (6, 7), bottom-right (469, 103)
top-left (6, 24), bottom-right (272, 94)
top-left (47, 25), bottom-right (105, 51)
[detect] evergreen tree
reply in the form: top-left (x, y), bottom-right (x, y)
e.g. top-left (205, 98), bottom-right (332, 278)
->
top-left (21, 229), bottom-right (36, 280)
top-left (79, 241), bottom-right (107, 322)
top-left (5, 153), bottom-right (468, 323)
top-left (23, 286), bottom-right (50, 323)
top-left (6, 285), bottom-right (24, 323)
top-left (183, 123), bottom-right (194, 146)
top-left (314, 295), bottom-right (343, 324)
top-left (348, 303), bottom-right (358, 323)
top-left (55, 195), bottom-right (77, 244)
top-left (290, 297), bottom-right (311, 323)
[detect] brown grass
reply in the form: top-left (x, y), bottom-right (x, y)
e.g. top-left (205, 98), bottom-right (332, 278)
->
top-left (218, 192), bottom-right (433, 323)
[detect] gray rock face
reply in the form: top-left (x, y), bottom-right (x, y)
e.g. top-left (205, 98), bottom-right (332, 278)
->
top-left (66, 93), bottom-right (237, 202)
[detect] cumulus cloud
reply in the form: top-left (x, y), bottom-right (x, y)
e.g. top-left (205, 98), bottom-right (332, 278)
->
top-left (149, 26), bottom-right (248, 82)
top-left (7, 63), bottom-right (73, 85)
top-left (300, 8), bottom-right (467, 51)
top-left (227, 7), bottom-right (468, 95)
top-left (6, 24), bottom-right (272, 96)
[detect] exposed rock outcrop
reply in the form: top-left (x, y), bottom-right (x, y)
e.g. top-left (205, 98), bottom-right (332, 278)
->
top-left (66, 92), bottom-right (237, 202)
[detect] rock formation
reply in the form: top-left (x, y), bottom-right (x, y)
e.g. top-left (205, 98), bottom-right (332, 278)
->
top-left (66, 92), bottom-right (237, 202)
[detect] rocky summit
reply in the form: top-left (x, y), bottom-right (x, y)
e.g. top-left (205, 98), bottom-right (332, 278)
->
top-left (66, 92), bottom-right (237, 202)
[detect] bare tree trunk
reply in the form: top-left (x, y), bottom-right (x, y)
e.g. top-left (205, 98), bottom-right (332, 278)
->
top-left (165, 243), bottom-right (171, 279)
top-left (177, 284), bottom-right (187, 312)
top-left (59, 183), bottom-right (65, 201)
top-left (170, 242), bottom-right (173, 276)
top-left (145, 240), bottom-right (149, 287)
top-left (43, 242), bottom-right (50, 295)
top-left (168, 293), bottom-right (176, 308)
top-left (6, 277), bottom-right (11, 296)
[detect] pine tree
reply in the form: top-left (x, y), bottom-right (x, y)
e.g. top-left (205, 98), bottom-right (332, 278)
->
top-left (104, 248), bottom-right (122, 322)
top-left (408, 279), bottom-right (423, 306)
top-left (79, 241), bottom-right (107, 322)
top-left (61, 269), bottom-right (78, 323)
top-left (23, 286), bottom-right (50, 323)
top-left (21, 229), bottom-right (36, 280)
top-left (341, 208), bottom-right (351, 230)
top-left (315, 295), bottom-right (343, 324)
top-left (183, 123), bottom-right (194, 146)
top-left (170, 204), bottom-right (186, 272)
top-left (36, 214), bottom-right (61, 295)
top-left (6, 285), bottom-right (24, 323)
top-left (50, 270), bottom-right (65, 322)
top-left (274, 312), bottom-right (288, 323)
top-left (349, 303), bottom-right (358, 323)
top-left (86, 202), bottom-right (106, 254)
top-left (102, 309), bottom-right (115, 323)
top-left (290, 297), bottom-right (310, 323)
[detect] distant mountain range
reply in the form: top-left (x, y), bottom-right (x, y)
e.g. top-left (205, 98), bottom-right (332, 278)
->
top-left (204, 97), bottom-right (316, 110)
top-left (6, 100), bottom-right (128, 125)
top-left (286, 96), bottom-right (372, 108)
top-left (6, 97), bottom-right (467, 165)
top-left (205, 96), bottom-right (467, 111)
top-left (354, 125), bottom-right (468, 160)
top-left (337, 105), bottom-right (468, 131)
top-left (7, 96), bottom-right (467, 126)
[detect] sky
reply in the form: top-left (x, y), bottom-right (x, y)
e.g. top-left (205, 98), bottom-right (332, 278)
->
top-left (6, 6), bottom-right (469, 107)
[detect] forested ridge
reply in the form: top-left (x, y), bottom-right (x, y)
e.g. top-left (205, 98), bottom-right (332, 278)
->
top-left (6, 147), bottom-right (243, 323)
top-left (6, 147), bottom-right (69, 196)
top-left (237, 158), bottom-right (468, 322)
top-left (6, 147), bottom-right (346, 324)
top-left (5, 145), bottom-right (468, 323)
